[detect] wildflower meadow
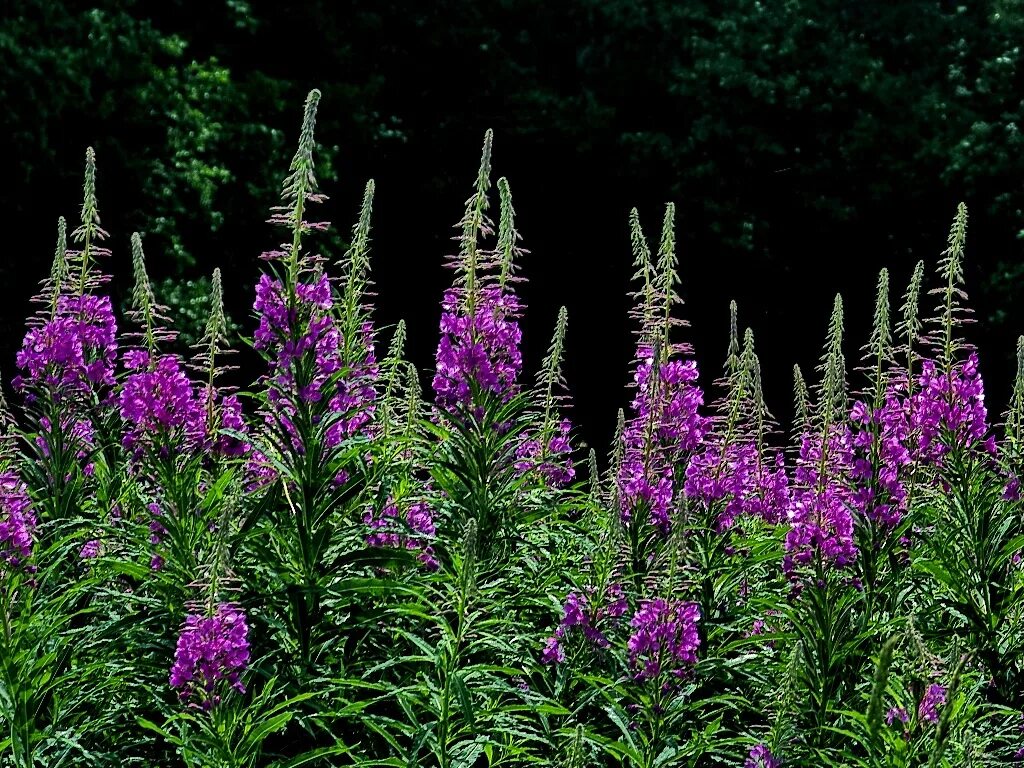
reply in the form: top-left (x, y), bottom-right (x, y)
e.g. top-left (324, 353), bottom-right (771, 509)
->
top-left (1, 90), bottom-right (1023, 767)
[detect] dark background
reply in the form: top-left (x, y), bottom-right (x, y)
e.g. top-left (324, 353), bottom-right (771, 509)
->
top-left (3, 0), bottom-right (1023, 453)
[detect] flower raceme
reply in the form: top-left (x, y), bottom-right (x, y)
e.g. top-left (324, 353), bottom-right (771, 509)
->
top-left (0, 471), bottom-right (36, 568)
top-left (849, 394), bottom-right (912, 529)
top-left (618, 345), bottom-right (709, 532)
top-left (363, 498), bottom-right (439, 570)
top-left (632, 351), bottom-right (707, 459)
top-left (254, 274), bottom-right (377, 448)
top-left (909, 353), bottom-right (994, 461)
top-left (744, 744), bottom-right (781, 768)
top-left (433, 283), bottom-right (523, 413)
top-left (514, 418), bottom-right (576, 488)
top-left (685, 440), bottom-right (790, 530)
top-left (15, 293), bottom-right (117, 398)
top-left (886, 705), bottom-right (910, 726)
top-left (783, 426), bottom-right (858, 578)
top-left (540, 585), bottom-right (628, 665)
top-left (119, 351), bottom-right (206, 457)
top-left (207, 390), bottom-right (250, 458)
top-left (119, 351), bottom-right (250, 461)
top-left (918, 683), bottom-right (947, 724)
top-left (626, 598), bottom-right (701, 681)
top-left (169, 603), bottom-right (251, 710)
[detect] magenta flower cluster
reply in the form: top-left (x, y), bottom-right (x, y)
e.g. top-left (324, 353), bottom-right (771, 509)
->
top-left (541, 585), bottom-right (628, 665)
top-left (514, 419), bottom-right (576, 488)
top-left (849, 395), bottom-right (912, 529)
top-left (783, 426), bottom-right (858, 577)
top-left (685, 440), bottom-right (790, 530)
top-left (433, 284), bottom-right (523, 412)
top-left (15, 293), bottom-right (117, 397)
top-left (207, 391), bottom-right (250, 458)
top-left (169, 602), bottom-right (251, 710)
top-left (618, 347), bottom-right (709, 532)
top-left (364, 498), bottom-right (439, 570)
top-left (909, 353), bottom-right (993, 461)
top-left (119, 351), bottom-right (206, 457)
top-left (918, 683), bottom-right (947, 724)
top-left (254, 274), bottom-right (377, 448)
top-left (0, 471), bottom-right (35, 568)
top-left (626, 598), bottom-right (701, 681)
top-left (886, 705), bottom-right (909, 726)
top-left (744, 744), bottom-right (781, 768)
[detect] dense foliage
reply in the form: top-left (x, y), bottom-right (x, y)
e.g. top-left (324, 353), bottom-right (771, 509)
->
top-left (1, 91), bottom-right (1023, 767)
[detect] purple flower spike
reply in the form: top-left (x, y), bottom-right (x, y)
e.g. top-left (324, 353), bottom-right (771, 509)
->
top-left (433, 284), bottom-right (523, 412)
top-left (886, 706), bottom-right (909, 726)
top-left (515, 419), bottom-right (576, 488)
top-left (364, 498), bottom-right (438, 571)
top-left (0, 471), bottom-right (36, 569)
top-left (618, 345), bottom-right (709, 533)
top-left (744, 743), bottom-right (781, 768)
top-left (783, 426), bottom-right (858, 578)
top-left (910, 353), bottom-right (992, 462)
top-left (15, 294), bottom-right (117, 397)
top-left (918, 683), bottom-right (947, 724)
top-left (119, 352), bottom-right (206, 457)
top-left (685, 440), bottom-right (790, 529)
top-left (254, 274), bottom-right (377, 453)
top-left (169, 603), bottom-right (250, 711)
top-left (626, 598), bottom-right (701, 681)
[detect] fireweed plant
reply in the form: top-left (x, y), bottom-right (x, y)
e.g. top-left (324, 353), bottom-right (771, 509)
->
top-left (0, 91), bottom-right (1021, 767)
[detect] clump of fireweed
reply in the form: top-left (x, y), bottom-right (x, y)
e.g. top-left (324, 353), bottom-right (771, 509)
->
top-left (115, 235), bottom-right (233, 583)
top-left (683, 308), bottom-right (790, 637)
top-left (15, 150), bottom-right (118, 548)
top-left (368, 133), bottom-right (593, 767)
top-left (5, 90), bottom-right (1024, 768)
top-left (900, 206), bottom-right (1024, 713)
top-left (535, 206), bottom-right (721, 768)
top-left (845, 267), bottom-right (916, 613)
top-left (616, 205), bottom-right (709, 578)
top-left (425, 131), bottom-right (541, 561)
top-left (0, 152), bottom-right (135, 767)
top-left (141, 520), bottom-right (319, 768)
top-left (240, 89), bottom-right (389, 688)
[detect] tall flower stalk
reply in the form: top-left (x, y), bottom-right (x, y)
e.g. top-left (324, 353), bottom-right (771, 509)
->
top-left (617, 205), bottom-right (709, 581)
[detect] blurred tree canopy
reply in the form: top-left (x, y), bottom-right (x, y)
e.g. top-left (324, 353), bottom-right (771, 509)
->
top-left (2, 0), bottom-right (1023, 446)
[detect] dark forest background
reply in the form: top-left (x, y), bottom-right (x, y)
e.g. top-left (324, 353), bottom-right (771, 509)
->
top-left (3, 0), bottom-right (1024, 453)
